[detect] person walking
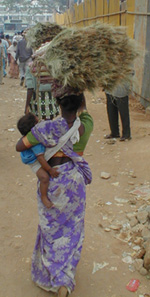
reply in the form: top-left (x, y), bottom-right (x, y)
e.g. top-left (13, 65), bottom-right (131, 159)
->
top-left (1, 34), bottom-right (8, 77)
top-left (104, 81), bottom-right (131, 141)
top-left (7, 39), bottom-right (19, 79)
top-left (0, 38), bottom-right (4, 84)
top-left (24, 66), bottom-right (59, 120)
top-left (5, 34), bottom-right (12, 66)
top-left (16, 89), bottom-right (92, 297)
top-left (15, 33), bottom-right (33, 86)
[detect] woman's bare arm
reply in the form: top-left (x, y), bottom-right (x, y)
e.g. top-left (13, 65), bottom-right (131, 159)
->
top-left (16, 136), bottom-right (32, 152)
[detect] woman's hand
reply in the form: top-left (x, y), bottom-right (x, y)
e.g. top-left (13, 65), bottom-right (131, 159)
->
top-left (48, 167), bottom-right (59, 178)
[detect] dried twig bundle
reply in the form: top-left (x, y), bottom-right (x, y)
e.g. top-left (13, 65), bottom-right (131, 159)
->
top-left (25, 22), bottom-right (64, 49)
top-left (44, 22), bottom-right (139, 92)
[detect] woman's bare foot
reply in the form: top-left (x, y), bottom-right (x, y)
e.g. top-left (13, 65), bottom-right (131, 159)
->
top-left (58, 286), bottom-right (68, 297)
top-left (41, 196), bottom-right (53, 208)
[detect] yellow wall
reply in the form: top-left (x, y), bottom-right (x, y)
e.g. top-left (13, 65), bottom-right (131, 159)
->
top-left (95, 0), bottom-right (104, 23)
top-left (126, 0), bottom-right (135, 38)
top-left (108, 0), bottom-right (120, 26)
top-left (78, 3), bottom-right (85, 27)
top-left (53, 0), bottom-right (136, 39)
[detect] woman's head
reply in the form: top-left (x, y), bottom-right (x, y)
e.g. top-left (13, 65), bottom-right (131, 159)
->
top-left (56, 93), bottom-right (84, 113)
top-left (51, 80), bottom-right (84, 113)
top-left (13, 39), bottom-right (17, 46)
top-left (17, 113), bottom-right (38, 136)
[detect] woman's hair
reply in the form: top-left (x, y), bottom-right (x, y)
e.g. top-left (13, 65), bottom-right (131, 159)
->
top-left (17, 113), bottom-right (37, 136)
top-left (56, 93), bottom-right (84, 112)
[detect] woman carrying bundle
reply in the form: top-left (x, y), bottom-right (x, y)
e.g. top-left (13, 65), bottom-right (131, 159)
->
top-left (16, 84), bottom-right (93, 297)
top-left (25, 65), bottom-right (59, 120)
top-left (24, 22), bottom-right (63, 120)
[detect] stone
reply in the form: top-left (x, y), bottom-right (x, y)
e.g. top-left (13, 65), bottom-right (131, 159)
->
top-left (109, 224), bottom-right (122, 231)
top-left (126, 213), bottom-right (137, 220)
top-left (107, 139), bottom-right (116, 145)
top-left (128, 181), bottom-right (135, 185)
top-left (144, 245), bottom-right (150, 270)
top-left (134, 259), bottom-right (143, 271)
top-left (122, 256), bottom-right (133, 264)
top-left (114, 197), bottom-right (129, 204)
top-left (134, 248), bottom-right (146, 260)
top-left (100, 172), bottom-right (111, 179)
top-left (145, 239), bottom-right (150, 249)
top-left (129, 197), bottom-right (137, 205)
top-left (142, 227), bottom-right (150, 241)
top-left (132, 224), bottom-right (145, 233)
top-left (137, 211), bottom-right (149, 224)
top-left (133, 237), bottom-right (143, 245)
top-left (139, 267), bottom-right (148, 275)
top-left (132, 245), bottom-right (141, 251)
top-left (104, 228), bottom-right (111, 232)
top-left (145, 205), bottom-right (150, 215)
top-left (146, 106), bottom-right (150, 115)
top-left (130, 217), bottom-right (138, 227)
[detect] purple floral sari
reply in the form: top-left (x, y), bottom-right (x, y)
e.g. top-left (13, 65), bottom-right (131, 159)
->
top-left (31, 117), bottom-right (92, 293)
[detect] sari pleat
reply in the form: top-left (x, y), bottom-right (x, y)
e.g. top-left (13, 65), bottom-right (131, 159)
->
top-left (32, 162), bottom-right (86, 293)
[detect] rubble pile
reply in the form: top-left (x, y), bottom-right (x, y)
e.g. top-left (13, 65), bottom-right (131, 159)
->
top-left (125, 205), bottom-right (150, 275)
top-left (99, 184), bottom-right (150, 276)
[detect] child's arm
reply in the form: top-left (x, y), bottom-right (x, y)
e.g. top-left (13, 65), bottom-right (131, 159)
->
top-left (37, 154), bottom-right (59, 178)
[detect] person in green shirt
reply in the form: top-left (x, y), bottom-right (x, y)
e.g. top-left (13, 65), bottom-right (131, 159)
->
top-left (16, 92), bottom-right (93, 297)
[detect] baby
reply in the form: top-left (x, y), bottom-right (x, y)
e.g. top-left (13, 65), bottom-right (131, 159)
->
top-left (17, 113), bottom-right (59, 208)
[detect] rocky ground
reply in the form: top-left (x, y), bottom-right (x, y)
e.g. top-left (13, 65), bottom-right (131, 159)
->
top-left (0, 75), bottom-right (150, 297)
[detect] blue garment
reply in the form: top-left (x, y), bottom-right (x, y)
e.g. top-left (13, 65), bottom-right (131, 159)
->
top-left (2, 43), bottom-right (7, 76)
top-left (3, 57), bottom-right (6, 76)
top-left (20, 143), bottom-right (45, 164)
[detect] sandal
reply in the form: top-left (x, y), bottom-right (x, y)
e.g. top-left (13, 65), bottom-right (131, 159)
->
top-left (120, 136), bottom-right (132, 141)
top-left (104, 134), bottom-right (120, 139)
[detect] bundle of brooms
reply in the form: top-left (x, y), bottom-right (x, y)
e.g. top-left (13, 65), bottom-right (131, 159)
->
top-left (25, 22), bottom-right (64, 50)
top-left (34, 21), bottom-right (138, 93)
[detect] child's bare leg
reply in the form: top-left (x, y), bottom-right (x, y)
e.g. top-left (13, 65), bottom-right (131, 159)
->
top-left (36, 168), bottom-right (53, 208)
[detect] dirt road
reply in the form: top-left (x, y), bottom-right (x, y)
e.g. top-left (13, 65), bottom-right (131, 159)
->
top-left (0, 76), bottom-right (150, 297)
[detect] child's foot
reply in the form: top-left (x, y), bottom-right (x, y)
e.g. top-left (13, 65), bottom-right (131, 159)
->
top-left (41, 196), bottom-right (53, 208)
top-left (58, 286), bottom-right (68, 297)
